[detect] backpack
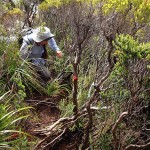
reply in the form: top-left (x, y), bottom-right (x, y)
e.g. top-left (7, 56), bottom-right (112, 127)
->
top-left (18, 27), bottom-right (33, 48)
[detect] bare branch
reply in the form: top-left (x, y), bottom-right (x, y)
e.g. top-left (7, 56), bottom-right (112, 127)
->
top-left (125, 142), bottom-right (150, 150)
top-left (112, 112), bottom-right (128, 150)
top-left (43, 128), bottom-right (68, 150)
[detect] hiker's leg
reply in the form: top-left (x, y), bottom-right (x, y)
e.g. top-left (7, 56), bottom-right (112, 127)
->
top-left (31, 59), bottom-right (51, 82)
top-left (36, 63), bottom-right (51, 81)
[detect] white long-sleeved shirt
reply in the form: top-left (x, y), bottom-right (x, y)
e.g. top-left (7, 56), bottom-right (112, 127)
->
top-left (20, 33), bottom-right (60, 65)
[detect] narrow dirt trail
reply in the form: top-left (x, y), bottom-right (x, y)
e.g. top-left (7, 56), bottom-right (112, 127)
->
top-left (23, 94), bottom-right (82, 150)
top-left (24, 95), bottom-right (61, 138)
top-left (24, 71), bottom-right (73, 138)
top-left (22, 72), bottom-right (83, 149)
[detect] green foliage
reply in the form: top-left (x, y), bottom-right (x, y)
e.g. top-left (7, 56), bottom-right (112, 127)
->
top-left (59, 99), bottom-right (74, 117)
top-left (94, 134), bottom-right (112, 150)
top-left (0, 1), bottom-right (8, 13)
top-left (7, 8), bottom-right (23, 16)
top-left (11, 71), bottom-right (26, 101)
top-left (103, 0), bottom-right (129, 14)
top-left (39, 0), bottom-right (69, 10)
top-left (77, 68), bottom-right (95, 107)
top-left (46, 80), bottom-right (61, 96)
top-left (109, 34), bottom-right (150, 111)
top-left (53, 55), bottom-right (69, 73)
top-left (112, 34), bottom-right (149, 96)
top-left (1, 42), bottom-right (21, 77)
top-left (39, 0), bottom-right (100, 10)
top-left (11, 136), bottom-right (36, 150)
top-left (0, 0), bottom-right (149, 149)
top-left (0, 41), bottom-right (7, 55)
top-left (113, 34), bottom-right (150, 64)
top-left (46, 80), bottom-right (71, 97)
top-left (0, 93), bottom-right (31, 149)
top-left (102, 0), bottom-right (150, 23)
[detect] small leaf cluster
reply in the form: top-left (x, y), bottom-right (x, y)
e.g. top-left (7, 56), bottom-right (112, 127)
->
top-left (103, 0), bottom-right (129, 14)
top-left (102, 0), bottom-right (150, 23)
top-left (113, 34), bottom-right (150, 62)
top-left (7, 8), bottom-right (23, 16)
top-left (39, 0), bottom-right (99, 10)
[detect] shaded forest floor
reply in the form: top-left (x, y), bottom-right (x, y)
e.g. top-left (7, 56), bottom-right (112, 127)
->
top-left (23, 94), bottom-right (82, 150)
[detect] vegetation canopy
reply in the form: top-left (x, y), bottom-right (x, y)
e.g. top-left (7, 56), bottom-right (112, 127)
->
top-left (0, 0), bottom-right (149, 149)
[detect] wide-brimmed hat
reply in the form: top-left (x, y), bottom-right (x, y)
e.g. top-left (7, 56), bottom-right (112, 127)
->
top-left (32, 26), bottom-right (54, 42)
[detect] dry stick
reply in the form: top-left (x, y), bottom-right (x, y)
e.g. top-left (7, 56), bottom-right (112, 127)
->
top-left (72, 54), bottom-right (79, 117)
top-left (34, 134), bottom-right (52, 150)
top-left (125, 142), bottom-right (150, 150)
top-left (81, 102), bottom-right (93, 150)
top-left (26, 99), bottom-right (56, 106)
top-left (34, 110), bottom-right (89, 149)
top-left (34, 117), bottom-right (72, 134)
top-left (43, 111), bottom-right (92, 149)
top-left (43, 128), bottom-right (68, 150)
top-left (35, 110), bottom-right (87, 136)
top-left (56, 109), bottom-right (96, 131)
top-left (112, 112), bottom-right (128, 150)
top-left (60, 112), bottom-right (88, 129)
top-left (81, 67), bottom-right (112, 149)
top-left (60, 107), bottom-right (101, 131)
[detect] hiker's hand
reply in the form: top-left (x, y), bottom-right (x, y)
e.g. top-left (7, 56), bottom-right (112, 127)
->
top-left (56, 50), bottom-right (62, 58)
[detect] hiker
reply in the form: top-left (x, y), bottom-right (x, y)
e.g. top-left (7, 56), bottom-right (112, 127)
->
top-left (19, 26), bottom-right (62, 81)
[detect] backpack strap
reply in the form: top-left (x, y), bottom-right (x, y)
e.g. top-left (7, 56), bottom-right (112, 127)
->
top-left (42, 44), bottom-right (48, 59)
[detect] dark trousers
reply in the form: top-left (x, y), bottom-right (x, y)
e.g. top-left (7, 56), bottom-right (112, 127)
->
top-left (31, 61), bottom-right (51, 82)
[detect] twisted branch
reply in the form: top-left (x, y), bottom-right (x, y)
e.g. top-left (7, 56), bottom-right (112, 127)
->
top-left (112, 112), bottom-right (128, 150)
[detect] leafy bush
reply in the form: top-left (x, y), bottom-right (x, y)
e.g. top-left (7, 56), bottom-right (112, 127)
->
top-left (0, 93), bottom-right (31, 149)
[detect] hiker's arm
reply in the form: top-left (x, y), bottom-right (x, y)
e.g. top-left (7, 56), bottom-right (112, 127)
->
top-left (48, 38), bottom-right (62, 58)
top-left (20, 42), bottom-right (30, 59)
